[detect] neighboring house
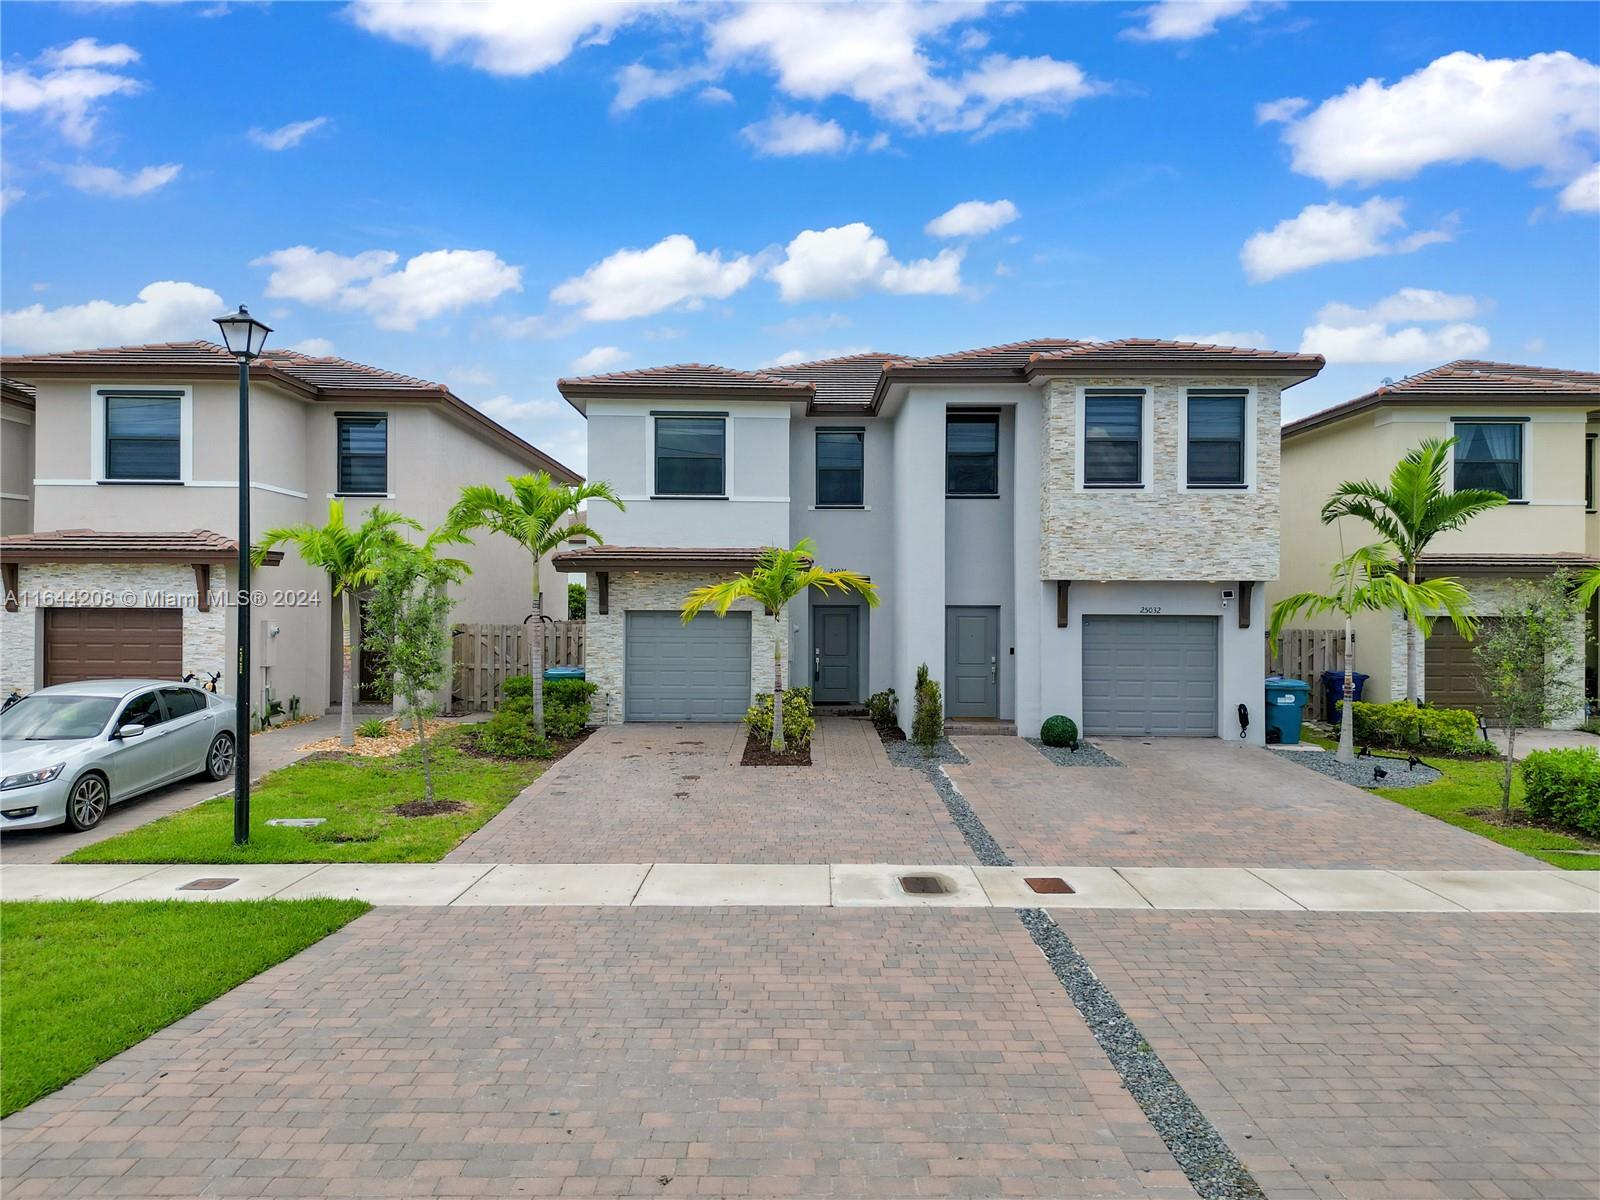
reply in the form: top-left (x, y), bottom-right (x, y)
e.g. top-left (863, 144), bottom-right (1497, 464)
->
top-left (2, 379), bottom-right (34, 536)
top-left (0, 342), bottom-right (576, 712)
top-left (552, 339), bottom-right (1323, 741)
top-left (1273, 360), bottom-right (1599, 727)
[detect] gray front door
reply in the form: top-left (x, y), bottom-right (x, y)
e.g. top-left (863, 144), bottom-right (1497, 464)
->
top-left (811, 605), bottom-right (859, 703)
top-left (625, 610), bottom-right (752, 721)
top-left (945, 606), bottom-right (999, 719)
top-left (1082, 615), bottom-right (1218, 736)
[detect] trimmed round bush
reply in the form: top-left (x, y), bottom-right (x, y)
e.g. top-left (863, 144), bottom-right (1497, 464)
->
top-left (1040, 715), bottom-right (1079, 749)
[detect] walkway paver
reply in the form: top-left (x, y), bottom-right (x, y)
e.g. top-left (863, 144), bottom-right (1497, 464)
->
top-left (812, 712), bottom-right (890, 770)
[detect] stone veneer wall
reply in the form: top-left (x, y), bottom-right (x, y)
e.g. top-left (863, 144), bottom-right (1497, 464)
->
top-left (584, 568), bottom-right (786, 725)
top-left (0, 562), bottom-right (228, 695)
top-left (1039, 376), bottom-right (1281, 581)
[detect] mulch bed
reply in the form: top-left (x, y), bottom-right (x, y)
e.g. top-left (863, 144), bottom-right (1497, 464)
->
top-left (741, 733), bottom-right (811, 767)
top-left (390, 800), bottom-right (467, 818)
top-left (874, 722), bottom-right (906, 744)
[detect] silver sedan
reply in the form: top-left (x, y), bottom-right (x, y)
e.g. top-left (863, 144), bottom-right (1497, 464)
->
top-left (0, 679), bottom-right (236, 833)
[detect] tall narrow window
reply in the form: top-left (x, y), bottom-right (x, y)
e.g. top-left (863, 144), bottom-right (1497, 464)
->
top-left (1453, 421), bottom-right (1523, 499)
top-left (1588, 434), bottom-right (1596, 512)
top-left (946, 412), bottom-right (999, 496)
top-left (654, 416), bottom-right (725, 496)
top-left (1187, 390), bottom-right (1247, 488)
top-left (337, 415), bottom-right (388, 495)
top-left (1083, 391), bottom-right (1143, 488)
top-left (816, 428), bottom-right (864, 507)
top-left (105, 393), bottom-right (181, 480)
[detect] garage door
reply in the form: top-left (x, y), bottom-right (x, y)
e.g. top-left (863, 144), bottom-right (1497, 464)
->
top-left (1083, 615), bottom-right (1218, 736)
top-left (625, 610), bottom-right (751, 721)
top-left (44, 607), bottom-right (182, 686)
top-left (1426, 623), bottom-right (1496, 716)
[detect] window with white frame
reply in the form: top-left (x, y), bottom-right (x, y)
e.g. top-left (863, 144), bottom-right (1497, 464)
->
top-left (104, 391), bottom-right (181, 481)
top-left (1453, 420), bottom-right (1524, 499)
top-left (1186, 390), bottom-right (1248, 488)
top-left (337, 414), bottom-right (389, 495)
top-left (1082, 390), bottom-right (1143, 488)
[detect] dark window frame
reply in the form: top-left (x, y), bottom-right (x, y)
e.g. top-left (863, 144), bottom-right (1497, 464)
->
top-left (336, 413), bottom-right (390, 497)
top-left (1185, 389), bottom-right (1249, 490)
top-left (815, 427), bottom-right (865, 508)
top-left (1452, 419), bottom-right (1525, 501)
top-left (1588, 433), bottom-right (1596, 513)
top-left (653, 414), bottom-right (727, 498)
top-left (1082, 390), bottom-right (1145, 489)
top-left (103, 390), bottom-right (182, 482)
top-left (946, 410), bottom-right (1000, 498)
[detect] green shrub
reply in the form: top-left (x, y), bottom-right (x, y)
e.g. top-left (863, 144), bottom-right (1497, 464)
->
top-left (1579, 715), bottom-right (1600, 736)
top-left (865, 688), bottom-right (898, 729)
top-left (356, 717), bottom-right (390, 739)
top-left (494, 675), bottom-right (594, 739)
top-left (1343, 700), bottom-right (1494, 755)
top-left (745, 687), bottom-right (815, 748)
top-left (912, 663), bottom-right (942, 749)
top-left (1040, 715), bottom-right (1079, 749)
top-left (1521, 748), bottom-right (1600, 837)
top-left (502, 674), bottom-right (535, 703)
top-left (543, 703), bottom-right (587, 741)
top-left (544, 678), bottom-right (597, 708)
top-left (473, 700), bottom-right (553, 759)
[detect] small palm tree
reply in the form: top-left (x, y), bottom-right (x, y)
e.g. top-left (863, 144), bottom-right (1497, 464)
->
top-left (255, 500), bottom-right (421, 746)
top-left (445, 473), bottom-right (623, 737)
top-left (1320, 437), bottom-right (1506, 703)
top-left (1270, 542), bottom-right (1476, 763)
top-left (1576, 566), bottom-right (1600, 608)
top-left (681, 538), bottom-right (878, 752)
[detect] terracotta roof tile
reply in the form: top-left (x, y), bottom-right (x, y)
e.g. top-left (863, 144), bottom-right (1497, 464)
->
top-left (762, 352), bottom-right (902, 409)
top-left (559, 363), bottom-right (810, 392)
top-left (894, 338), bottom-right (1088, 368)
top-left (551, 544), bottom-right (768, 571)
top-left (1029, 338), bottom-right (1324, 368)
top-left (1, 528), bottom-right (283, 564)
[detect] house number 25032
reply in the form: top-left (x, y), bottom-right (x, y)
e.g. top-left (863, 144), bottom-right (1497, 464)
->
top-left (1138, 606), bottom-right (1162, 614)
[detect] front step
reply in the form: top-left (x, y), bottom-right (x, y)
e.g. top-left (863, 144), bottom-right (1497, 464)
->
top-left (944, 720), bottom-right (1017, 736)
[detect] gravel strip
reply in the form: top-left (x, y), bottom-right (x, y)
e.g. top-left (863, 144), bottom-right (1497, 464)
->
top-left (1025, 738), bottom-right (1124, 768)
top-left (1271, 747), bottom-right (1442, 790)
top-left (881, 736), bottom-right (969, 770)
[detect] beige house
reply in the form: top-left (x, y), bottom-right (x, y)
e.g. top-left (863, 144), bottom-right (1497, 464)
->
top-left (0, 342), bottom-right (575, 714)
top-left (1273, 360), bottom-right (1599, 726)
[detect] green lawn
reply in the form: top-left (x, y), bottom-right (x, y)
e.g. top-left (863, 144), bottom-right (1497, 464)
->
top-left (64, 736), bottom-right (542, 865)
top-left (1, 898), bottom-right (369, 1115)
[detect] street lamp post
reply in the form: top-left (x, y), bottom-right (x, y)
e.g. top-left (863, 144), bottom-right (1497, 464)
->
top-left (213, 305), bottom-right (272, 846)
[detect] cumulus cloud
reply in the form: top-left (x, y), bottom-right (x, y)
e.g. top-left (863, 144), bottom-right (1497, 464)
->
top-left (569, 345), bottom-right (629, 374)
top-left (249, 117), bottom-right (329, 151)
top-left (286, 337), bottom-right (336, 357)
top-left (0, 38), bottom-right (143, 144)
top-left (62, 162), bottom-right (181, 197)
top-left (1558, 162), bottom-right (1600, 213)
top-left (741, 112), bottom-right (850, 156)
top-left (550, 234), bottom-right (755, 321)
top-left (1299, 288), bottom-right (1489, 363)
top-left (477, 395), bottom-right (565, 422)
top-left (1124, 0), bottom-right (1265, 42)
top-left (1240, 197), bottom-right (1453, 282)
top-left (253, 245), bottom-right (521, 330)
top-left (769, 222), bottom-right (963, 301)
top-left (1174, 329), bottom-right (1271, 348)
top-left (0, 187), bottom-right (23, 214)
top-left (1, 280), bottom-right (223, 353)
top-left (925, 198), bottom-right (1019, 238)
top-left (1255, 96), bottom-right (1308, 124)
top-left (761, 345), bottom-right (874, 368)
top-left (346, 0), bottom-right (655, 76)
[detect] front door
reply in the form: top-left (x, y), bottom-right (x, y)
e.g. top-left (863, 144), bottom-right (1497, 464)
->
top-left (812, 606), bottom-right (860, 703)
top-left (945, 607), bottom-right (999, 719)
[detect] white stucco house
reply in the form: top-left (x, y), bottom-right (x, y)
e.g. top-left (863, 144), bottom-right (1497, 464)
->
top-left (552, 338), bottom-right (1324, 742)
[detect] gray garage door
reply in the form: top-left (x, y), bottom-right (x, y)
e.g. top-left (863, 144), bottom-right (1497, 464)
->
top-left (1083, 615), bottom-right (1218, 736)
top-left (625, 610), bottom-right (752, 721)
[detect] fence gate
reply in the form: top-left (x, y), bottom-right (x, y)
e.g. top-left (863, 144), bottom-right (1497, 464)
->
top-left (1266, 628), bottom-right (1349, 691)
top-left (452, 620), bottom-right (585, 711)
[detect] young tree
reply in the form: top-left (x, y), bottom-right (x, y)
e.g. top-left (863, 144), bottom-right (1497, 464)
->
top-left (445, 473), bottom-right (623, 737)
top-left (1320, 437), bottom-right (1506, 704)
top-left (680, 539), bottom-right (879, 752)
top-left (1474, 571), bottom-right (1583, 819)
top-left (568, 581), bottom-right (587, 620)
top-left (255, 500), bottom-right (420, 746)
top-left (1270, 542), bottom-right (1475, 763)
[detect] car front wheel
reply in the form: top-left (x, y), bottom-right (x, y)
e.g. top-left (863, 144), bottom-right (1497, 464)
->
top-left (205, 732), bottom-right (236, 781)
top-left (65, 774), bottom-right (109, 832)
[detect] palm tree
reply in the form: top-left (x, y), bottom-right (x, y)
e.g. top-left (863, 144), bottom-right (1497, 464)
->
top-left (1270, 542), bottom-right (1476, 763)
top-left (1320, 437), bottom-right (1506, 703)
top-left (255, 500), bottom-right (421, 746)
top-left (445, 473), bottom-right (623, 737)
top-left (1577, 566), bottom-right (1600, 608)
top-left (680, 538), bottom-right (878, 752)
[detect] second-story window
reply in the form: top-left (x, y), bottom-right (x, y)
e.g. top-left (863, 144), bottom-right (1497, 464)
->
top-left (816, 428), bottom-right (864, 507)
top-left (105, 392), bottom-right (180, 481)
top-left (1453, 420), bottom-right (1523, 499)
top-left (1587, 434), bottom-right (1596, 513)
top-left (1083, 391), bottom-right (1143, 488)
top-left (946, 411), bottom-right (999, 496)
top-left (1186, 390), bottom-right (1247, 488)
top-left (655, 416), bottom-right (725, 496)
top-left (337, 415), bottom-right (388, 495)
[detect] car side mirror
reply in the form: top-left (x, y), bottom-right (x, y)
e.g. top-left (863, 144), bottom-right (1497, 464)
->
top-left (116, 723), bottom-right (146, 739)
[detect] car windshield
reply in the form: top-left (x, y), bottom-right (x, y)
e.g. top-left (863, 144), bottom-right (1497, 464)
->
top-left (0, 695), bottom-right (119, 740)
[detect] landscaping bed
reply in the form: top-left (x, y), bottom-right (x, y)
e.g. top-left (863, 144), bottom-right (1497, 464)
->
top-left (299, 716), bottom-right (452, 757)
top-left (1271, 746), bottom-right (1441, 789)
top-left (1026, 737), bottom-right (1123, 768)
top-left (1, 898), bottom-right (369, 1116)
top-left (741, 733), bottom-right (812, 767)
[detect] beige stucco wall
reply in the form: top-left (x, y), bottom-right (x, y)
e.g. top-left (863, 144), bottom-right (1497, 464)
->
top-left (1, 398), bottom-right (33, 536)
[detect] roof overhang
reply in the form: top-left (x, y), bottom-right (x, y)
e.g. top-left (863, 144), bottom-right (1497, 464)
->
top-left (1417, 552), bottom-right (1599, 578)
top-left (0, 530), bottom-right (284, 565)
top-left (1022, 356), bottom-right (1324, 385)
top-left (551, 545), bottom-right (767, 572)
top-left (1284, 391), bottom-right (1600, 440)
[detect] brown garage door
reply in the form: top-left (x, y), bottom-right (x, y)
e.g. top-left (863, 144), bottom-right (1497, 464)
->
top-left (1425, 623), bottom-right (1497, 716)
top-left (44, 608), bottom-right (183, 686)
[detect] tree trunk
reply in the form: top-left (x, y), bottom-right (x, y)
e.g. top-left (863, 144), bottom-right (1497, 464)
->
top-left (340, 590), bottom-right (355, 747)
top-left (1405, 562), bottom-right (1419, 705)
top-left (414, 691), bottom-right (434, 805)
top-left (771, 625), bottom-right (785, 753)
top-left (530, 569), bottom-right (545, 739)
top-left (1337, 613), bottom-right (1356, 764)
top-left (1500, 728), bottom-right (1516, 820)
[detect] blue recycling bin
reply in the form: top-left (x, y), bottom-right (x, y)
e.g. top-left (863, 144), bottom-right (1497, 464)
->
top-left (1264, 677), bottom-right (1312, 744)
top-left (543, 667), bottom-right (586, 682)
top-left (1320, 670), bottom-right (1369, 723)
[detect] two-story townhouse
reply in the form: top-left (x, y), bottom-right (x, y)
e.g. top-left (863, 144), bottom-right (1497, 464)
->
top-left (553, 338), bottom-right (1323, 742)
top-left (1, 379), bottom-right (34, 536)
top-left (1272, 360), bottom-right (1600, 726)
top-left (0, 342), bottom-right (576, 713)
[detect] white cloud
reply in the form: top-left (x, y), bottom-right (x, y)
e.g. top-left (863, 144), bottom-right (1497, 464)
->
top-left (612, 63), bottom-right (716, 113)
top-left (477, 394), bottom-right (565, 422)
top-left (741, 112), bottom-right (849, 157)
top-left (1240, 197), bottom-right (1453, 282)
top-left (699, 85), bottom-right (734, 104)
top-left (1255, 96), bottom-right (1307, 124)
top-left (347, 0), bottom-right (655, 76)
top-left (1, 187), bottom-right (24, 214)
top-left (253, 245), bottom-right (521, 330)
top-left (0, 39), bottom-right (143, 144)
top-left (286, 337), bottom-right (336, 357)
top-left (1299, 288), bottom-right (1489, 363)
top-left (1125, 0), bottom-right (1264, 41)
top-left (570, 345), bottom-right (629, 374)
top-left (1274, 51), bottom-right (1600, 189)
top-left (1, 280), bottom-right (223, 353)
top-left (925, 198), bottom-right (1019, 238)
top-left (761, 345), bottom-right (873, 368)
top-left (550, 234), bottom-right (755, 321)
top-left (249, 116), bottom-right (329, 151)
top-left (62, 162), bottom-right (181, 197)
top-left (768, 222), bottom-right (963, 301)
top-left (1558, 162), bottom-right (1600, 213)
top-left (1175, 329), bottom-right (1271, 348)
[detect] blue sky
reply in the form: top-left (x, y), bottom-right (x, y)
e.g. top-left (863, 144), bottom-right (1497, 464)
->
top-left (2, 1), bottom-right (1597, 474)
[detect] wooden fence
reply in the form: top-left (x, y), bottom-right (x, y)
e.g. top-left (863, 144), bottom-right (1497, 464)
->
top-left (451, 620), bottom-right (585, 711)
top-left (1266, 628), bottom-right (1349, 691)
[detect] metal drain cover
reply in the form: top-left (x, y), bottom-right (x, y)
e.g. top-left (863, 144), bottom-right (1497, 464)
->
top-left (178, 877), bottom-right (239, 892)
top-left (898, 874), bottom-right (954, 895)
top-left (266, 818), bottom-right (326, 828)
top-left (1025, 876), bottom-right (1075, 895)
